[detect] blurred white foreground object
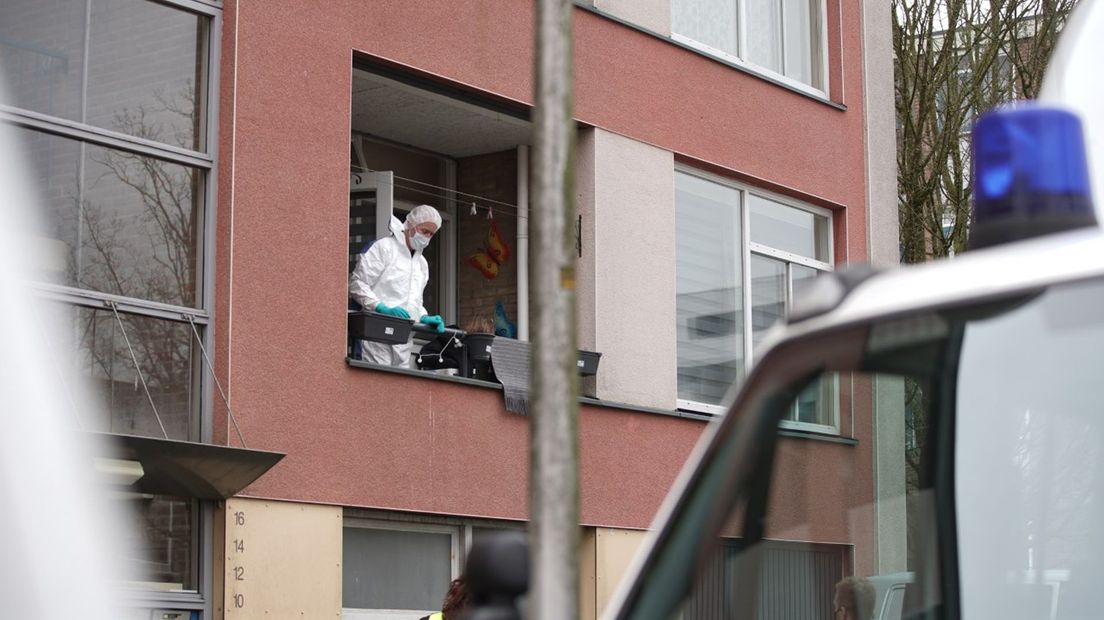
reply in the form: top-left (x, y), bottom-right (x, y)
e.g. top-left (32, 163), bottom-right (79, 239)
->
top-left (0, 90), bottom-right (123, 618)
top-left (1040, 0), bottom-right (1104, 216)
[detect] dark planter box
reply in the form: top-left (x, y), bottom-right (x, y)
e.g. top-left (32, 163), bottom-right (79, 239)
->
top-left (465, 333), bottom-right (495, 361)
top-left (577, 350), bottom-right (602, 376)
top-left (348, 311), bottom-right (413, 345)
top-left (463, 333), bottom-right (496, 380)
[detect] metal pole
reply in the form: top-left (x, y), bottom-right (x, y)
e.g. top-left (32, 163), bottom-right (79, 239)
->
top-left (531, 0), bottom-right (579, 618)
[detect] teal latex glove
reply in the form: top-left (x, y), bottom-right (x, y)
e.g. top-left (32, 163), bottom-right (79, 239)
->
top-left (375, 303), bottom-right (410, 319)
top-left (420, 314), bottom-right (445, 333)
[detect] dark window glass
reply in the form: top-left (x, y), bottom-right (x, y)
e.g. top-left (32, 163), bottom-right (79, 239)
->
top-left (50, 304), bottom-right (198, 441)
top-left (0, 0), bottom-right (208, 151)
top-left (342, 527), bottom-right (452, 611)
top-left (18, 127), bottom-right (202, 307)
top-left (657, 371), bottom-right (936, 620)
top-left (119, 496), bottom-right (197, 591)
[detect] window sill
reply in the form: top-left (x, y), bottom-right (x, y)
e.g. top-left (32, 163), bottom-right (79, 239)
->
top-left (346, 358), bottom-right (710, 422)
top-left (778, 427), bottom-right (857, 446)
top-left (573, 3), bottom-right (846, 111)
top-left (347, 356), bottom-right (502, 388)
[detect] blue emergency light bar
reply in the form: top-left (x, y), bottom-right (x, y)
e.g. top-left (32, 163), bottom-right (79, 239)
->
top-left (970, 103), bottom-right (1096, 249)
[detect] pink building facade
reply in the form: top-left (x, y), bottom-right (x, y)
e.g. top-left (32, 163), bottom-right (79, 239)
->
top-left (2, 0), bottom-right (898, 617)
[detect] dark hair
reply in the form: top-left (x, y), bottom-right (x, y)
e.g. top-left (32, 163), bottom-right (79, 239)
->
top-left (835, 576), bottom-right (876, 620)
top-left (441, 577), bottom-right (469, 619)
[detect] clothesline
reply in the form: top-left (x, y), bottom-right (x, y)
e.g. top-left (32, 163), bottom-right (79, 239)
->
top-left (350, 164), bottom-right (527, 218)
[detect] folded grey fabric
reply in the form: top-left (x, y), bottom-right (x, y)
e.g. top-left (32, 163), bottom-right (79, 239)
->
top-left (491, 337), bottom-right (531, 415)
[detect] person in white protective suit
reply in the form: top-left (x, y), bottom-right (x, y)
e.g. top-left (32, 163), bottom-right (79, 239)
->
top-left (349, 204), bottom-right (446, 367)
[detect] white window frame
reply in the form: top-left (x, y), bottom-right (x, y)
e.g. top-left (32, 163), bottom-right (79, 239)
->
top-left (749, 248), bottom-right (838, 434)
top-left (341, 518), bottom-right (463, 620)
top-left (675, 166), bottom-right (837, 433)
top-left (670, 0), bottom-right (830, 99)
top-left (340, 516), bottom-right (526, 620)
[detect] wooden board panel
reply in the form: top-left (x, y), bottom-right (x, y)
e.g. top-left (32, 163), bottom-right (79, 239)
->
top-left (595, 528), bottom-right (647, 616)
top-left (220, 498), bottom-right (342, 619)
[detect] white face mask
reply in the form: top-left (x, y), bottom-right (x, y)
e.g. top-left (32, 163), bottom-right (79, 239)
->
top-left (410, 232), bottom-right (431, 251)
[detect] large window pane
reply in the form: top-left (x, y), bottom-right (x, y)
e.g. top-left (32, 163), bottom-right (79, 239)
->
top-left (956, 278), bottom-right (1104, 618)
top-left (343, 527), bottom-right (453, 611)
top-left (792, 374), bottom-right (836, 426)
top-left (750, 254), bottom-right (786, 349)
top-left (0, 0), bottom-right (86, 122)
top-left (0, 0), bottom-right (208, 151)
top-left (749, 194), bottom-right (830, 262)
top-left (745, 0), bottom-right (783, 74)
top-left (676, 172), bottom-right (744, 407)
top-left (119, 496), bottom-right (197, 591)
top-left (782, 0), bottom-right (818, 87)
top-left (50, 304), bottom-right (199, 440)
top-left (17, 127), bottom-right (202, 307)
top-left (791, 263), bottom-right (818, 299)
top-left (672, 0), bottom-right (739, 57)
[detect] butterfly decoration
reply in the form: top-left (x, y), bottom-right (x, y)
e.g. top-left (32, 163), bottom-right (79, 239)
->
top-left (466, 220), bottom-right (511, 280)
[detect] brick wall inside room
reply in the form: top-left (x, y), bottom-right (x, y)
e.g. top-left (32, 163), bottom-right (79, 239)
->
top-left (456, 149), bottom-right (520, 333)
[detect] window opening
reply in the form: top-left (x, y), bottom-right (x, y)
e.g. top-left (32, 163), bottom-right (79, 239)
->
top-left (347, 67), bottom-right (532, 376)
top-left (675, 168), bottom-right (834, 430)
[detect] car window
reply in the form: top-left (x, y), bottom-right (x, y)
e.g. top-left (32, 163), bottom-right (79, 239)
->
top-left (955, 276), bottom-right (1104, 619)
top-left (647, 370), bottom-right (941, 620)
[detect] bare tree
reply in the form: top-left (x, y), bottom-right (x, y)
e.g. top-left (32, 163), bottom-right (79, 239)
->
top-left (893, 0), bottom-right (1080, 263)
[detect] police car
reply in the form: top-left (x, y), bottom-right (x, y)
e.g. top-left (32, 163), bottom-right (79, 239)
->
top-left (601, 2), bottom-right (1104, 619)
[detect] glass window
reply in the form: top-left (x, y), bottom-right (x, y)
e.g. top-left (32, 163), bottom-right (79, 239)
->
top-left (750, 254), bottom-right (786, 350)
top-left (782, 0), bottom-right (817, 86)
top-left (745, 0), bottom-right (782, 74)
top-left (955, 277), bottom-right (1104, 619)
top-left (671, 0), bottom-right (739, 58)
top-left (342, 526), bottom-right (454, 612)
top-left (671, 0), bottom-right (824, 90)
top-left (16, 127), bottom-right (202, 307)
top-left (623, 369), bottom-right (939, 619)
top-left (676, 172), bottom-right (745, 407)
top-left (792, 374), bottom-right (836, 427)
top-left (676, 171), bottom-right (832, 421)
top-left (0, 0), bottom-right (209, 151)
top-left (751, 257), bottom-right (836, 429)
top-left (119, 495), bottom-right (198, 592)
top-left (49, 304), bottom-right (199, 441)
top-left (749, 194), bottom-right (830, 262)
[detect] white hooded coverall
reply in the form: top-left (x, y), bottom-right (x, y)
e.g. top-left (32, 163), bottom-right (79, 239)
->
top-left (349, 215), bottom-right (429, 367)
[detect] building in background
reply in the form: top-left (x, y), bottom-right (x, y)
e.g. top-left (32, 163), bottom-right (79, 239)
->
top-left (0, 0), bottom-right (897, 618)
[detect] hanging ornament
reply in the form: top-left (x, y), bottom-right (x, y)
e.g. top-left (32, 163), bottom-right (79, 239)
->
top-left (470, 202), bottom-right (478, 216)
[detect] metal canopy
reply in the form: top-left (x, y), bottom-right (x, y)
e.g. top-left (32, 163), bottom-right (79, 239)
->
top-left (88, 432), bottom-right (285, 500)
